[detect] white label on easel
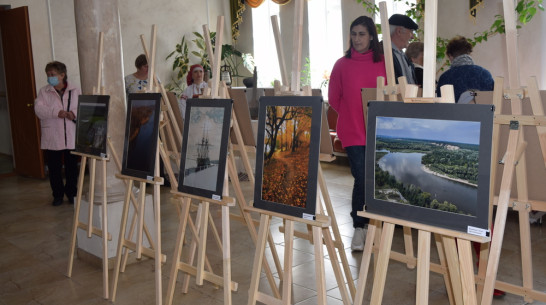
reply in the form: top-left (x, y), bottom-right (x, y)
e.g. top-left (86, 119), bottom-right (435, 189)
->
top-left (100, 153), bottom-right (107, 158)
top-left (146, 176), bottom-right (154, 181)
top-left (302, 213), bottom-right (315, 220)
top-left (467, 226), bottom-right (490, 237)
top-left (212, 194), bottom-right (221, 201)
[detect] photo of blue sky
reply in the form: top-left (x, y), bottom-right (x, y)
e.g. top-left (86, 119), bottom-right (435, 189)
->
top-left (376, 117), bottom-right (481, 145)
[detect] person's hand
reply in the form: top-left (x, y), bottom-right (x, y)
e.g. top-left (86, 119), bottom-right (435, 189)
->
top-left (58, 110), bottom-right (67, 118)
top-left (66, 111), bottom-right (75, 121)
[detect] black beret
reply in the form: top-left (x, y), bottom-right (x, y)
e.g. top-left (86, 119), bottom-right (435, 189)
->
top-left (389, 14), bottom-right (418, 30)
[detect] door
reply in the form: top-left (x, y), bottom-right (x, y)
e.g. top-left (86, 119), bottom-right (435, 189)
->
top-left (0, 6), bottom-right (44, 178)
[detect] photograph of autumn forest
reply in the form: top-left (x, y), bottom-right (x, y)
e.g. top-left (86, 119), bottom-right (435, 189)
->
top-left (260, 105), bottom-right (313, 207)
top-left (374, 116), bottom-right (482, 216)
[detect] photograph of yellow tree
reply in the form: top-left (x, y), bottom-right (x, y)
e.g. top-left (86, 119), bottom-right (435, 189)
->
top-left (254, 97), bottom-right (322, 218)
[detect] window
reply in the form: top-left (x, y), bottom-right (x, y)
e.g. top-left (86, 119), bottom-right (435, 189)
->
top-left (251, 1), bottom-right (281, 87)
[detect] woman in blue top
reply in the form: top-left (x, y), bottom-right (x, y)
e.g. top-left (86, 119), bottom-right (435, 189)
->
top-left (436, 36), bottom-right (494, 103)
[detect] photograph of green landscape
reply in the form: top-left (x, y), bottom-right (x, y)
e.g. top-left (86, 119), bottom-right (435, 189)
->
top-left (374, 116), bottom-right (481, 217)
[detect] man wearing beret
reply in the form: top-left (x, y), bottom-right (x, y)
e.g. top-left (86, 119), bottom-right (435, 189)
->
top-left (388, 14), bottom-right (419, 84)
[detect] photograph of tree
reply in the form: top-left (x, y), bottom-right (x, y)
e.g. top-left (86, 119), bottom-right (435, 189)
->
top-left (260, 105), bottom-right (313, 206)
top-left (374, 116), bottom-right (481, 216)
top-left (121, 93), bottom-right (161, 179)
top-left (254, 96), bottom-right (322, 218)
top-left (75, 95), bottom-right (109, 156)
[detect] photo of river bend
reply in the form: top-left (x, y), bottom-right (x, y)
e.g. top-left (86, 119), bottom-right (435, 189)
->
top-left (374, 116), bottom-right (482, 216)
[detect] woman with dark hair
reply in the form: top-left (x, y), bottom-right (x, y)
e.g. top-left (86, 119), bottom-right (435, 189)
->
top-left (178, 64), bottom-right (208, 119)
top-left (34, 61), bottom-right (81, 206)
top-left (125, 54), bottom-right (149, 95)
top-left (436, 36), bottom-right (494, 103)
top-left (328, 16), bottom-right (386, 251)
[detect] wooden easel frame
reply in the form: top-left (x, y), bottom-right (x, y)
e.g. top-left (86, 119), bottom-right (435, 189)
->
top-left (164, 16), bottom-right (243, 305)
top-left (246, 1), bottom-right (352, 304)
top-left (353, 2), bottom-right (482, 305)
top-left (66, 32), bottom-right (112, 299)
top-left (477, 0), bottom-right (546, 304)
top-left (110, 25), bottom-right (166, 305)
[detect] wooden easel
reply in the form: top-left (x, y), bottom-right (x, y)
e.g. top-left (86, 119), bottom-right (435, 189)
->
top-left (164, 16), bottom-right (241, 305)
top-left (66, 32), bottom-right (112, 300)
top-left (477, 0), bottom-right (546, 304)
top-left (246, 1), bottom-right (351, 304)
top-left (110, 25), bottom-right (166, 305)
top-left (353, 2), bottom-right (482, 305)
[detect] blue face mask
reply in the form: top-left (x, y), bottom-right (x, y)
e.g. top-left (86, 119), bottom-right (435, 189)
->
top-left (48, 76), bottom-right (59, 87)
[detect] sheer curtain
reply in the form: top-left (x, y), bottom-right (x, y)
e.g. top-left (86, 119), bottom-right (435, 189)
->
top-left (251, 1), bottom-right (281, 87)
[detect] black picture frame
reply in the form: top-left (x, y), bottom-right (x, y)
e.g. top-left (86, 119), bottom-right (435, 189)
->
top-left (365, 101), bottom-right (494, 234)
top-left (253, 96), bottom-right (323, 219)
top-left (178, 98), bottom-right (233, 199)
top-left (75, 95), bottom-right (109, 157)
top-left (121, 93), bottom-right (162, 180)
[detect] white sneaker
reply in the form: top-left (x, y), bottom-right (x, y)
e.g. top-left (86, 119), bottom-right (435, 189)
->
top-left (351, 227), bottom-right (367, 251)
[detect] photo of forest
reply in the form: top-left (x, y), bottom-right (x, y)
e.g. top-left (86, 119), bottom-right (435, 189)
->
top-left (75, 97), bottom-right (108, 156)
top-left (374, 116), bottom-right (481, 216)
top-left (260, 105), bottom-right (313, 207)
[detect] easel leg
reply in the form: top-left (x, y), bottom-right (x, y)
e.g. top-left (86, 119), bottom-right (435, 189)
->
top-left (457, 239), bottom-right (477, 305)
top-left (67, 156), bottom-right (88, 277)
top-left (313, 226), bottom-right (327, 305)
top-left (136, 181), bottom-right (146, 259)
top-left (87, 158), bottom-right (96, 238)
top-left (247, 214), bottom-right (271, 305)
top-left (434, 234), bottom-right (456, 305)
top-left (443, 236), bottom-right (463, 305)
top-left (518, 207), bottom-right (534, 303)
top-left (416, 230), bottom-right (431, 305)
top-left (370, 222), bottom-right (395, 304)
top-left (153, 181), bottom-right (162, 305)
top-left (196, 201), bottom-right (210, 286)
top-left (282, 220), bottom-right (294, 305)
top-left (322, 228), bottom-right (351, 305)
top-left (354, 222), bottom-right (377, 305)
top-left (222, 205), bottom-right (232, 305)
top-left (111, 179), bottom-right (133, 302)
top-left (100, 160), bottom-right (109, 299)
top-left (165, 197), bottom-right (191, 305)
top-left (182, 202), bottom-right (205, 292)
top-left (403, 226), bottom-right (416, 269)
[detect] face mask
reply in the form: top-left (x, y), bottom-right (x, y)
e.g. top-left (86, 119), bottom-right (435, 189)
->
top-left (48, 76), bottom-right (59, 87)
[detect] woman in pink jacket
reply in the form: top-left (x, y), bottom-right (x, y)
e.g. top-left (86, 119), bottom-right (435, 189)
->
top-left (328, 16), bottom-right (386, 251)
top-left (34, 61), bottom-right (81, 206)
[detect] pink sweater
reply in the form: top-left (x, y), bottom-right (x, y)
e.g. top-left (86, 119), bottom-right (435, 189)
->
top-left (328, 48), bottom-right (386, 147)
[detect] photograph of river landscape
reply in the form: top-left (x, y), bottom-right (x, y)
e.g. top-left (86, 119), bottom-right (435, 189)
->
top-left (374, 116), bottom-right (482, 217)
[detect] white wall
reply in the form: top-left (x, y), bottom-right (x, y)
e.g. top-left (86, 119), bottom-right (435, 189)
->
top-left (437, 0), bottom-right (545, 89)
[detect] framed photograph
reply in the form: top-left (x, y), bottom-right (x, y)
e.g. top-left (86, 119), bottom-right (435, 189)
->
top-left (365, 102), bottom-right (494, 234)
top-left (121, 93), bottom-right (162, 180)
top-left (253, 96), bottom-right (323, 219)
top-left (75, 95), bottom-right (109, 157)
top-left (178, 99), bottom-right (233, 199)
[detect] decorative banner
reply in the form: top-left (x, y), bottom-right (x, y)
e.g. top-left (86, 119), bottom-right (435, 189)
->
top-left (230, 0), bottom-right (246, 43)
top-left (470, 0), bottom-right (484, 21)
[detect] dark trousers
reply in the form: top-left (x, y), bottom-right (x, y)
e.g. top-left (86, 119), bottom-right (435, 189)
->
top-left (345, 145), bottom-right (369, 228)
top-left (45, 149), bottom-right (78, 200)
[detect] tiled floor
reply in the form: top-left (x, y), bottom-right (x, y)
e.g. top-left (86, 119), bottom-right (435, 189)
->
top-left (0, 158), bottom-right (544, 305)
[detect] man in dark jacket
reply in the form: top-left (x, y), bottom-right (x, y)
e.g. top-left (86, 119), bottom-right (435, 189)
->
top-left (388, 14), bottom-right (419, 84)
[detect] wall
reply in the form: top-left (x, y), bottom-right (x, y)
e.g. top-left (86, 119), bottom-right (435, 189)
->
top-left (437, 0), bottom-right (545, 88)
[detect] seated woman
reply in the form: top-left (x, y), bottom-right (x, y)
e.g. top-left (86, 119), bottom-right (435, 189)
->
top-left (179, 64), bottom-right (208, 119)
top-left (405, 41), bottom-right (424, 87)
top-left (436, 36), bottom-right (494, 103)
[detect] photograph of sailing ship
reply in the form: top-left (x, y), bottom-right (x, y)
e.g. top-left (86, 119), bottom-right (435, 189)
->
top-left (75, 95), bottom-right (109, 156)
top-left (121, 93), bottom-right (161, 179)
top-left (253, 96), bottom-right (322, 218)
top-left (178, 99), bottom-right (232, 198)
top-left (364, 102), bottom-right (494, 233)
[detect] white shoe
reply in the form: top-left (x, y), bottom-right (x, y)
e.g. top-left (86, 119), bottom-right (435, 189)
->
top-left (351, 227), bottom-right (367, 251)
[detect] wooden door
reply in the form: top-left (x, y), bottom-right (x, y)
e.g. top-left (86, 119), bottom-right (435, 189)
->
top-left (0, 6), bottom-right (44, 178)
